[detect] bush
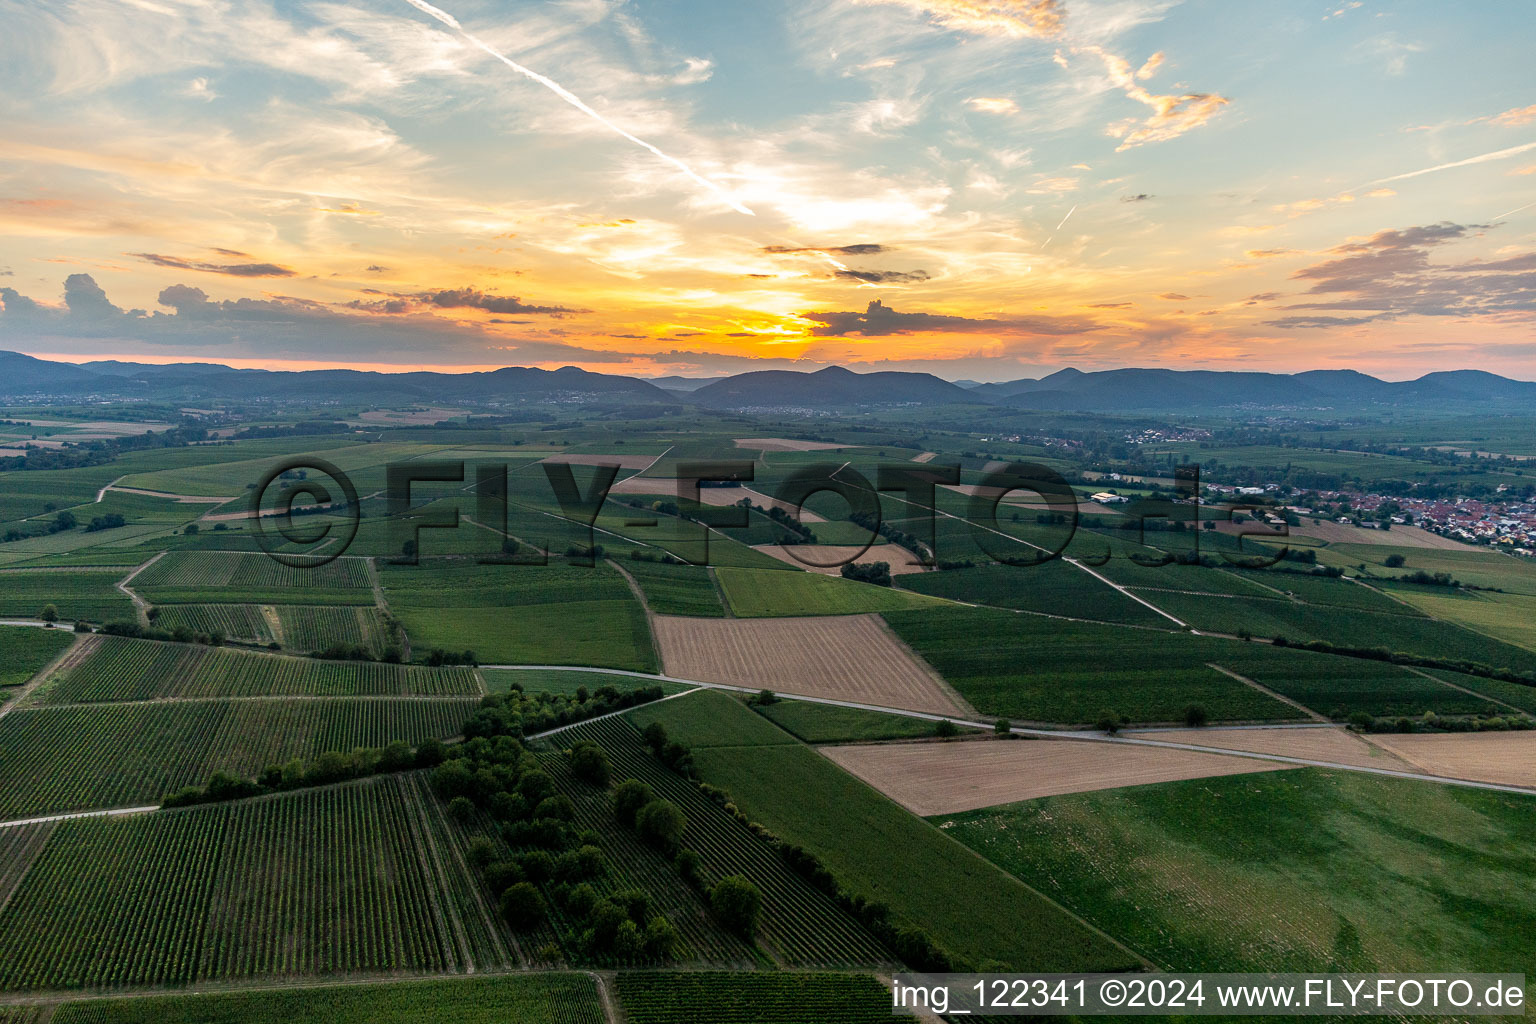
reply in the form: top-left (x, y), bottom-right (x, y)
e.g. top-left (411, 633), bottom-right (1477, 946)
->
top-left (993, 718), bottom-right (1011, 736)
top-left (1183, 704), bottom-right (1209, 728)
top-left (1384, 553), bottom-right (1406, 568)
top-left (613, 779), bottom-right (655, 827)
top-left (709, 875), bottom-right (762, 938)
top-left (1096, 710), bottom-right (1122, 735)
top-left (466, 836), bottom-right (497, 868)
top-left (447, 796), bottom-right (476, 823)
top-left (1348, 711), bottom-right (1376, 732)
top-left (934, 719), bottom-right (959, 739)
top-left (39, 604), bottom-right (58, 623)
top-left (499, 882), bottom-right (546, 929)
top-left (636, 799), bottom-right (686, 852)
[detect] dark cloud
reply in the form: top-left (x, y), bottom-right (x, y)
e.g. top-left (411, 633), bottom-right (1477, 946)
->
top-left (365, 265), bottom-right (389, 273)
top-left (1265, 221), bottom-right (1535, 328)
top-left (833, 268), bottom-right (931, 284)
top-left (65, 273), bottom-right (123, 319)
top-left (0, 269), bottom-right (12, 277)
top-left (802, 299), bottom-right (1097, 337)
top-left (1088, 301), bottom-right (1132, 308)
top-left (422, 287), bottom-right (584, 316)
top-left (132, 252), bottom-right (297, 277)
top-left (1120, 193), bottom-right (1153, 202)
top-left (0, 287), bottom-right (45, 317)
top-left (762, 243), bottom-right (892, 255)
top-left (1158, 292), bottom-right (1190, 301)
top-left (1266, 315), bottom-right (1381, 328)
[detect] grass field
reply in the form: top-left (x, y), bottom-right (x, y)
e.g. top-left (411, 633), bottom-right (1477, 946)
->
top-left (619, 558), bottom-right (726, 616)
top-left (32, 636), bottom-right (480, 703)
top-left (755, 700), bottom-right (963, 744)
top-left (628, 691), bottom-right (1139, 972)
top-left (0, 569), bottom-right (135, 622)
top-left (939, 770), bottom-right (1536, 977)
top-left (1376, 586), bottom-right (1536, 653)
top-left (615, 972), bottom-right (891, 1024)
top-left (1333, 544), bottom-right (1536, 595)
top-left (0, 626), bottom-right (74, 689)
top-left (0, 774), bottom-right (510, 989)
top-left (382, 562), bottom-right (657, 670)
top-left (49, 974), bottom-right (604, 1024)
top-left (714, 567), bottom-right (943, 617)
top-left (133, 552), bottom-right (375, 605)
top-left (0, 697), bottom-right (479, 818)
top-left (884, 607), bottom-right (1299, 724)
top-left (1217, 647), bottom-right (1509, 719)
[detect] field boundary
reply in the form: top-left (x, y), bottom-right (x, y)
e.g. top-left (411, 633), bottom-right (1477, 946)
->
top-left (1207, 663), bottom-right (1326, 722)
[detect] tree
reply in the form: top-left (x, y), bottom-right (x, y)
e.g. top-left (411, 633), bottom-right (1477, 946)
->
top-left (1384, 554), bottom-right (1406, 568)
top-left (755, 689), bottom-right (778, 706)
top-left (447, 796), bottom-right (477, 824)
top-left (709, 875), bottom-right (762, 938)
top-left (993, 718), bottom-right (1012, 736)
top-left (934, 719), bottom-right (959, 739)
top-left (636, 799), bottom-right (686, 852)
top-left (39, 604), bottom-right (58, 623)
top-left (466, 836), bottom-right (497, 868)
top-left (643, 915), bottom-right (681, 959)
top-left (641, 722), bottom-right (668, 753)
top-left (500, 882), bottom-right (546, 929)
top-left (1183, 704), bottom-right (1209, 728)
top-left (1096, 709), bottom-right (1122, 735)
top-left (569, 742), bottom-right (611, 786)
top-left (613, 779), bottom-right (655, 827)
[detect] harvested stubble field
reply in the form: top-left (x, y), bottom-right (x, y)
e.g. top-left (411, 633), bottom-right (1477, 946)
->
top-left (1360, 730), bottom-right (1536, 788)
top-left (822, 737), bottom-right (1288, 816)
top-left (32, 636), bottom-right (479, 703)
top-left (650, 613), bottom-right (968, 716)
top-left (732, 437), bottom-right (850, 451)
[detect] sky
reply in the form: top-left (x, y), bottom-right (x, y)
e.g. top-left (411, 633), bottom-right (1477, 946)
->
top-left (0, 0), bottom-right (1532, 382)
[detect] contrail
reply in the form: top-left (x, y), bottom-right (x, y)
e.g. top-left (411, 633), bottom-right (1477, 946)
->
top-left (1371, 141), bottom-right (1536, 185)
top-left (1493, 199), bottom-right (1536, 221)
top-left (400, 0), bottom-right (753, 216)
top-left (1041, 203), bottom-right (1077, 248)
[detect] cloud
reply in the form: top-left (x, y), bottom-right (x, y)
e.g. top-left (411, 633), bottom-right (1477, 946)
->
top-left (1264, 221), bottom-right (1536, 327)
top-left (1135, 52), bottom-right (1164, 80)
top-left (421, 287), bottom-right (585, 316)
top-left (762, 244), bottom-right (893, 255)
top-left (833, 269), bottom-right (931, 283)
top-left (1372, 141), bottom-right (1536, 185)
top-left (1025, 176), bottom-right (1079, 194)
top-left (1088, 301), bottom-right (1132, 308)
top-left (132, 253), bottom-right (297, 278)
top-left (966, 96), bottom-right (1019, 115)
top-left (1158, 292), bottom-right (1189, 300)
top-left (64, 274), bottom-right (123, 319)
top-left (852, 0), bottom-right (1064, 38)
top-left (1513, 164), bottom-right (1536, 176)
top-left (1246, 249), bottom-right (1299, 259)
top-left (801, 298), bottom-right (1097, 337)
top-left (1080, 46), bottom-right (1229, 150)
top-left (1493, 105), bottom-right (1536, 125)
top-left (1120, 193), bottom-right (1153, 202)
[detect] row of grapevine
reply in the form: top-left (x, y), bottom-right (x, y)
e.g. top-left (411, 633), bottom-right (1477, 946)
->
top-left (135, 552), bottom-right (373, 591)
top-left (0, 698), bottom-right (479, 819)
top-left (274, 606), bottom-right (394, 658)
top-left (0, 777), bottom-right (500, 990)
top-left (0, 568), bottom-right (135, 622)
top-left (151, 605), bottom-right (275, 644)
top-left (615, 971), bottom-right (894, 1023)
top-left (34, 636), bottom-right (479, 704)
top-left (50, 973), bottom-right (605, 1023)
top-left (558, 718), bottom-right (893, 967)
top-left (0, 821), bottom-right (55, 911)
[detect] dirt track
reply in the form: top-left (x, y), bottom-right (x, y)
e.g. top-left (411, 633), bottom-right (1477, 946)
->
top-left (822, 737), bottom-right (1289, 815)
top-left (1358, 731), bottom-right (1536, 788)
top-left (650, 613), bottom-right (966, 715)
top-left (1134, 726), bottom-right (1409, 770)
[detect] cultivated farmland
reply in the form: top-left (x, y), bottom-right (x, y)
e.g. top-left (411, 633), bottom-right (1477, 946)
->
top-left (133, 552), bottom-right (375, 605)
top-left (0, 626), bottom-right (74, 689)
top-left (650, 614), bottom-right (969, 716)
top-left (616, 971), bottom-right (892, 1024)
top-left (1360, 730), bottom-right (1536, 788)
top-left (32, 636), bottom-right (479, 703)
top-left (0, 775), bottom-right (507, 990)
top-left (0, 569), bottom-right (135, 623)
top-left (0, 698), bottom-right (479, 818)
top-left (713, 567), bottom-right (941, 617)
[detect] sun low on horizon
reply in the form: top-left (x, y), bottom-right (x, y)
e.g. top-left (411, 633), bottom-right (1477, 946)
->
top-left (0, 0), bottom-right (1532, 382)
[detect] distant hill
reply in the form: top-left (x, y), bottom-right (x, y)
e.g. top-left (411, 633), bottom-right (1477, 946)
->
top-left (690, 366), bottom-right (986, 410)
top-left (975, 366), bottom-right (1536, 411)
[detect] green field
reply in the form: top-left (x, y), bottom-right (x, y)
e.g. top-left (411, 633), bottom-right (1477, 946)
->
top-left (884, 606), bottom-right (1300, 724)
top-left (1377, 586), bottom-right (1536, 653)
top-left (32, 636), bottom-right (480, 703)
top-left (0, 775), bottom-right (511, 989)
top-left (0, 697), bottom-right (478, 818)
top-left (133, 552), bottom-right (375, 605)
top-left (619, 558), bottom-right (727, 616)
top-left (714, 567), bottom-right (943, 617)
top-left (150, 604), bottom-right (275, 644)
top-left (0, 626), bottom-right (74, 689)
top-left (1217, 648), bottom-right (1507, 719)
top-left (50, 974), bottom-right (603, 1024)
top-left (383, 562), bottom-right (656, 669)
top-left (627, 691), bottom-right (1138, 972)
top-left (940, 770), bottom-right (1536, 977)
top-left (0, 569), bottom-right (135, 622)
top-left (896, 560), bottom-right (1170, 626)
top-left (616, 972), bottom-right (891, 1024)
top-left (754, 700), bottom-right (963, 744)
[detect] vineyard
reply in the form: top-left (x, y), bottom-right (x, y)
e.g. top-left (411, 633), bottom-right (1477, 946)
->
top-left (0, 822), bottom-right (54, 910)
top-left (615, 972), bottom-right (893, 1023)
top-left (149, 605), bottom-right (275, 644)
top-left (272, 605), bottom-right (395, 657)
top-left (47, 974), bottom-right (605, 1023)
top-left (132, 552), bottom-right (375, 605)
top-left (555, 717), bottom-right (894, 967)
top-left (0, 569), bottom-right (136, 623)
top-left (31, 636), bottom-right (479, 704)
top-left (0, 627), bottom-right (74, 689)
top-left (0, 698), bottom-right (479, 818)
top-left (0, 776), bottom-right (512, 990)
